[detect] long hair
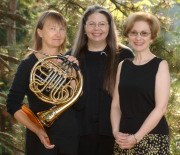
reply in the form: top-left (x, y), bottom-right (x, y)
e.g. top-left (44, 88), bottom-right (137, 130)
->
top-left (31, 10), bottom-right (67, 53)
top-left (72, 5), bottom-right (119, 96)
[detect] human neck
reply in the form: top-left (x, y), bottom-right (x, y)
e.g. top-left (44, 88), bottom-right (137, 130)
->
top-left (133, 50), bottom-right (155, 65)
top-left (40, 47), bottom-right (60, 56)
top-left (34, 47), bottom-right (60, 60)
top-left (87, 41), bottom-right (107, 52)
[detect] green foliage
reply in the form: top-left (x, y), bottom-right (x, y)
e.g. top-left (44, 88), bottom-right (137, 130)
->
top-left (166, 77), bottom-right (180, 154)
top-left (16, 0), bottom-right (39, 47)
top-left (0, 0), bottom-right (179, 154)
top-left (0, 123), bottom-right (25, 155)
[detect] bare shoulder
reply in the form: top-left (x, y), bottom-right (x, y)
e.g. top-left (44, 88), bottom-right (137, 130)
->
top-left (160, 59), bottom-right (168, 65)
top-left (157, 60), bottom-right (170, 77)
top-left (159, 60), bottom-right (169, 71)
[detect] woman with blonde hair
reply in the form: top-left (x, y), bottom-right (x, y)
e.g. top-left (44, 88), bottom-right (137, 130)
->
top-left (7, 10), bottom-right (79, 155)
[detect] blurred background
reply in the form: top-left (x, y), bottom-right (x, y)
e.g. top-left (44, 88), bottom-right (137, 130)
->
top-left (0, 0), bottom-right (179, 154)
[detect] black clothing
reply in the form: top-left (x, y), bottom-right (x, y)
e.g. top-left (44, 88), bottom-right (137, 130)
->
top-left (79, 134), bottom-right (114, 155)
top-left (75, 44), bottom-right (134, 137)
top-left (119, 57), bottom-right (169, 135)
top-left (116, 57), bottom-right (169, 154)
top-left (26, 129), bottom-right (78, 155)
top-left (66, 44), bottom-right (134, 155)
top-left (6, 53), bottom-right (78, 155)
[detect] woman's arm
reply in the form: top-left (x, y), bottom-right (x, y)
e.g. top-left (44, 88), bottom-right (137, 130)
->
top-left (7, 57), bottom-right (54, 149)
top-left (14, 110), bottom-right (55, 149)
top-left (111, 61), bottom-right (129, 146)
top-left (111, 62), bottom-right (122, 137)
top-left (119, 60), bottom-right (170, 149)
top-left (134, 60), bottom-right (170, 142)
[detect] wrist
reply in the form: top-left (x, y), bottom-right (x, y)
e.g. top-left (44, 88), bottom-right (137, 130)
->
top-left (113, 130), bottom-right (119, 138)
top-left (135, 133), bottom-right (144, 142)
top-left (31, 124), bottom-right (42, 136)
top-left (132, 134), bottom-right (140, 143)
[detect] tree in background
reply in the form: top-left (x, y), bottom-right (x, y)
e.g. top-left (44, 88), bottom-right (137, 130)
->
top-left (0, 0), bottom-right (179, 154)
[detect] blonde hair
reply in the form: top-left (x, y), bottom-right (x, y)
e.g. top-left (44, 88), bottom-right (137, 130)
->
top-left (32, 10), bottom-right (66, 53)
top-left (123, 12), bottom-right (160, 40)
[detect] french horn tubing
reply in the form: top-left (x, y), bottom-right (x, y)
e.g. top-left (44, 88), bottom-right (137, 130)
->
top-left (28, 48), bottom-right (83, 127)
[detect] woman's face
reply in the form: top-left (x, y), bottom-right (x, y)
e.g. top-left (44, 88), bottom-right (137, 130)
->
top-left (127, 21), bottom-right (152, 53)
top-left (85, 12), bottom-right (109, 44)
top-left (37, 18), bottom-right (66, 49)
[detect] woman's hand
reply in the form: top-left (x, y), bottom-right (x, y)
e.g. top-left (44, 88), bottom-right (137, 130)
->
top-left (114, 132), bottom-right (129, 144)
top-left (114, 132), bottom-right (137, 149)
top-left (119, 134), bottom-right (136, 149)
top-left (57, 55), bottom-right (79, 66)
top-left (14, 110), bottom-right (55, 149)
top-left (65, 55), bottom-right (79, 66)
top-left (65, 55), bottom-right (79, 77)
top-left (36, 127), bottom-right (55, 149)
top-left (114, 132), bottom-right (128, 147)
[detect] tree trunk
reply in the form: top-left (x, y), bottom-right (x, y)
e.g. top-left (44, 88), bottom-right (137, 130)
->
top-left (1, 110), bottom-right (6, 132)
top-left (7, 1), bottom-right (22, 155)
top-left (7, 0), bottom-right (17, 86)
top-left (7, 0), bottom-right (17, 48)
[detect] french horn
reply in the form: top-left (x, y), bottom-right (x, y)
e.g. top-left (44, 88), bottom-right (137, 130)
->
top-left (23, 48), bottom-right (83, 127)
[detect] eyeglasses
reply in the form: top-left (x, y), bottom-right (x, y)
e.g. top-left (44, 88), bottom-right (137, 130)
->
top-left (86, 22), bottom-right (109, 29)
top-left (128, 31), bottom-right (151, 37)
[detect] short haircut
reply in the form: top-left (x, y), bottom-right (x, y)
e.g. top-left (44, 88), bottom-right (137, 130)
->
top-left (123, 12), bottom-right (160, 39)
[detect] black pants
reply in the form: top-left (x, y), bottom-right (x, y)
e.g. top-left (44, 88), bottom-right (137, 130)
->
top-left (78, 134), bottom-right (114, 155)
top-left (26, 130), bottom-right (78, 155)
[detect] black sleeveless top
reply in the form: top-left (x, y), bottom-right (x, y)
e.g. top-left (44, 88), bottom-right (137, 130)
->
top-left (118, 57), bottom-right (169, 135)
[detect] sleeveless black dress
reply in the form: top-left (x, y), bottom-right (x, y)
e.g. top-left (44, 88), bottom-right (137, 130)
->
top-left (114, 57), bottom-right (170, 155)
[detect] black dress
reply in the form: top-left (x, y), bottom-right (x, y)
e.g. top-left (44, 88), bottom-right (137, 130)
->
top-left (6, 53), bottom-right (79, 155)
top-left (69, 44), bottom-right (134, 155)
top-left (114, 57), bottom-right (169, 154)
